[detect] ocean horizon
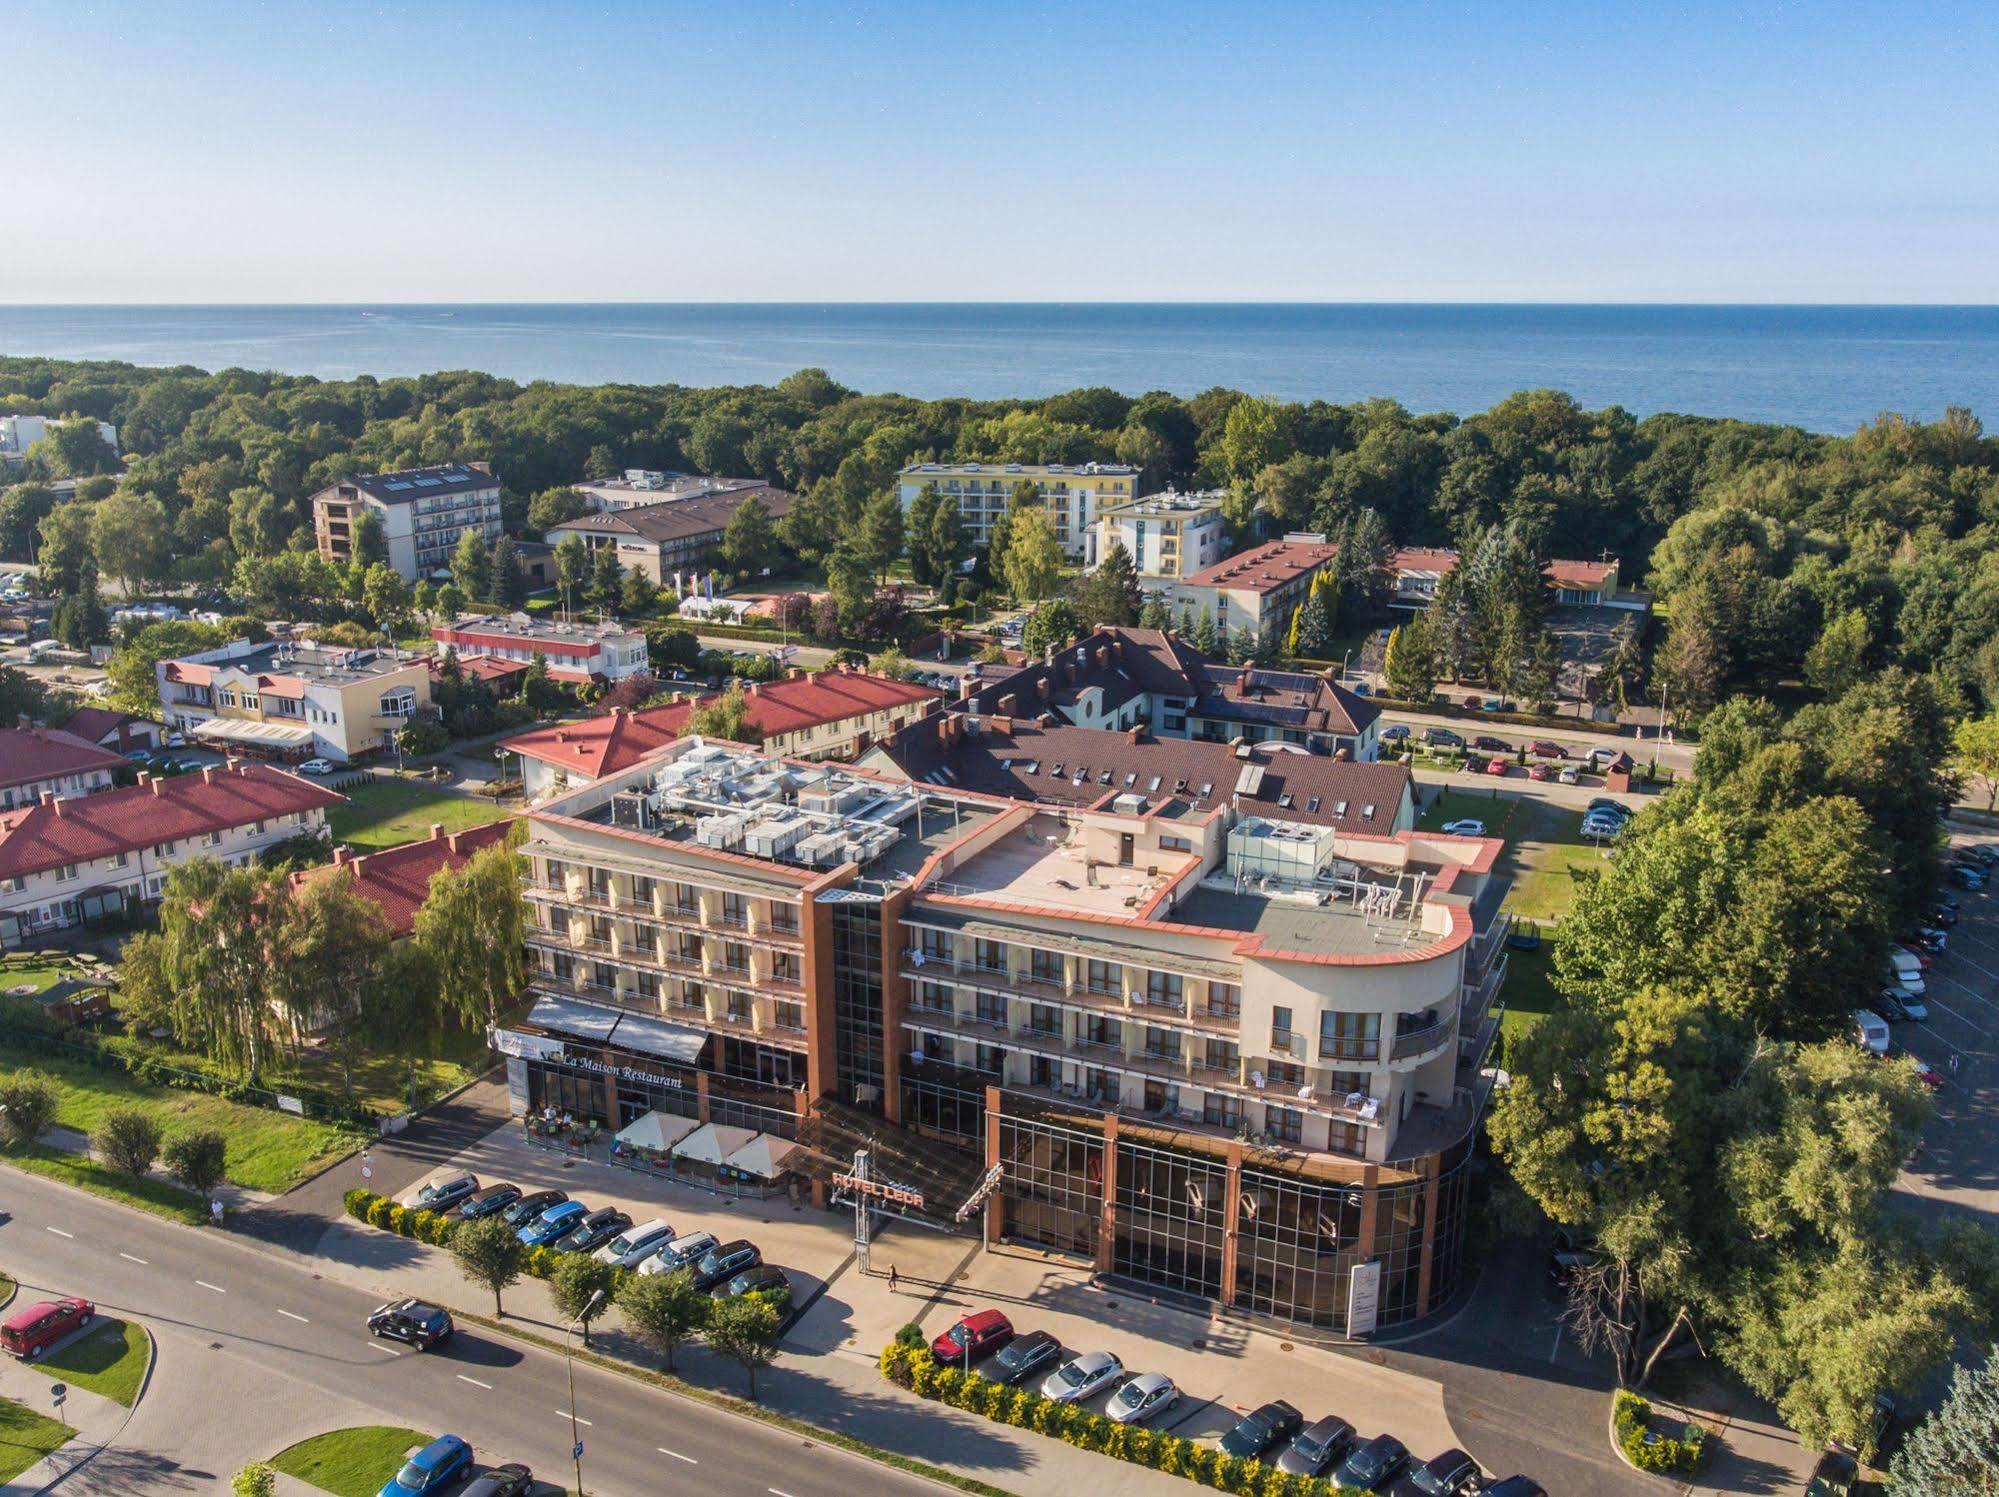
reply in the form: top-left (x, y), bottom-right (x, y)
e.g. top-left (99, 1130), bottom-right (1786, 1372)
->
top-left (1, 302), bottom-right (1995, 434)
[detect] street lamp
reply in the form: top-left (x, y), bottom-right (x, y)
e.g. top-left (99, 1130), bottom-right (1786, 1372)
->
top-left (565, 1287), bottom-right (605, 1496)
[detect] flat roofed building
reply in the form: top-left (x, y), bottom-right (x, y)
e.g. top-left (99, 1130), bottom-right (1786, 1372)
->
top-left (156, 636), bottom-right (434, 764)
top-left (1167, 534), bottom-right (1340, 639)
top-left (1095, 491), bottom-right (1230, 582)
top-left (0, 415), bottom-right (118, 463)
top-left (504, 732), bottom-right (1503, 1336)
top-left (576, 470), bottom-right (770, 513)
top-left (432, 613), bottom-right (649, 686)
top-left (0, 761), bottom-right (344, 947)
top-left (544, 487), bottom-right (794, 584)
top-left (312, 462), bottom-right (503, 582)
top-left (897, 462), bottom-right (1139, 563)
top-left (1386, 546), bottom-right (1644, 612)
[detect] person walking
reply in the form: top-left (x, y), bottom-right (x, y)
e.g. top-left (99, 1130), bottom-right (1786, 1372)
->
top-left (887, 1264), bottom-right (900, 1295)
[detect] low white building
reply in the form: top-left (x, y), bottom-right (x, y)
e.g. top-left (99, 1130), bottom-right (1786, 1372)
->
top-left (576, 471), bottom-right (770, 513)
top-left (0, 415), bottom-right (119, 462)
top-left (430, 613), bottom-right (651, 686)
top-left (0, 761), bottom-right (344, 946)
top-left (0, 727), bottom-right (126, 812)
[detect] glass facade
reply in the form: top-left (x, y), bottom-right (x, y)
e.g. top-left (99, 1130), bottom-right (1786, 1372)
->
top-left (829, 896), bottom-right (885, 1110)
top-left (1114, 1139), bottom-right (1230, 1300)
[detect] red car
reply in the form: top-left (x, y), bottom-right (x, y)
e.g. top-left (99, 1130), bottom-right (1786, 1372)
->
top-left (1, 1296), bottom-right (93, 1360)
top-left (1529, 741), bottom-right (1566, 759)
top-left (931, 1309), bottom-right (1013, 1364)
top-left (1911, 1060), bottom-right (1944, 1091)
top-left (1897, 945), bottom-right (1935, 971)
top-left (1527, 763), bottom-right (1552, 781)
top-left (1484, 756), bottom-right (1509, 776)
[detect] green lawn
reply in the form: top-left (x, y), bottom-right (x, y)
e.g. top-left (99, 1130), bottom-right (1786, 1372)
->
top-left (0, 1397), bottom-right (74, 1484)
top-left (3, 1144), bottom-right (206, 1224)
top-left (326, 779), bottom-right (512, 854)
top-left (0, 1040), bottom-right (358, 1192)
top-left (273, 1426), bottom-right (435, 1497)
top-left (1420, 787), bottom-right (1605, 923)
top-left (0, 963), bottom-right (68, 997)
top-left (32, 1318), bottom-right (148, 1407)
top-left (1497, 932), bottom-right (1567, 1069)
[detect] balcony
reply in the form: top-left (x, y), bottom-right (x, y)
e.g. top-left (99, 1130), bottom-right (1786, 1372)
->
top-left (1389, 1013), bottom-right (1455, 1062)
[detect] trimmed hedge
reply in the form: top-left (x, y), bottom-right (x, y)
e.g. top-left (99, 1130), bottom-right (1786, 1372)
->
top-left (880, 1341), bottom-right (1365, 1496)
top-left (342, 1187), bottom-right (633, 1284)
top-left (1612, 1390), bottom-right (1708, 1475)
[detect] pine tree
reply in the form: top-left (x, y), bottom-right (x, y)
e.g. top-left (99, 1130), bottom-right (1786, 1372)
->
top-left (489, 534), bottom-right (526, 608)
top-left (588, 545), bottom-right (624, 616)
top-left (1139, 594), bottom-right (1170, 631)
top-left (1383, 617), bottom-right (1440, 703)
top-left (1191, 606), bottom-right (1220, 656)
top-left (1228, 625), bottom-right (1256, 665)
top-left (1889, 1342), bottom-right (1999, 1493)
top-left (905, 483), bottom-right (940, 584)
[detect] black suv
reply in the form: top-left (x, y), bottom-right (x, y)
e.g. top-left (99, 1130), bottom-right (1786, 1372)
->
top-left (692, 1239), bottom-right (762, 1290)
top-left (458, 1183), bottom-right (522, 1219)
top-left (367, 1298), bottom-right (453, 1350)
top-left (1220, 1400), bottom-right (1304, 1460)
top-left (555, 1207), bottom-right (632, 1255)
top-left (1334, 1434), bottom-right (1410, 1491)
top-left (985, 1329), bottom-right (1062, 1385)
top-left (500, 1189), bottom-right (567, 1227)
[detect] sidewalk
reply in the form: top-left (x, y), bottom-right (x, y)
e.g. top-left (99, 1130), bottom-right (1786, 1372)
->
top-left (0, 1338), bottom-right (122, 1497)
top-left (303, 1120), bottom-right (1464, 1495)
top-left (34, 1125), bottom-right (275, 1212)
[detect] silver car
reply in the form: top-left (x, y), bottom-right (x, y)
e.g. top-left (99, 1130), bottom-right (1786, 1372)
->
top-left (638, 1230), bottom-right (718, 1277)
top-left (1040, 1350), bottom-right (1124, 1404)
top-left (1106, 1371), bottom-right (1179, 1424)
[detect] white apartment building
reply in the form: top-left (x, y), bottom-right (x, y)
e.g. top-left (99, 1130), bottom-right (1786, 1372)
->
top-left (1094, 491), bottom-right (1230, 581)
top-left (0, 415), bottom-right (118, 462)
top-left (896, 462), bottom-right (1139, 562)
top-left (311, 462), bottom-right (504, 582)
top-left (431, 613), bottom-right (651, 686)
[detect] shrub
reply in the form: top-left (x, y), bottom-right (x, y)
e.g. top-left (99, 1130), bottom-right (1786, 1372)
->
top-left (892, 1321), bottom-right (927, 1350)
top-left (232, 1463), bottom-right (278, 1497)
top-left (386, 1203), bottom-right (410, 1236)
top-left (0, 1073), bottom-right (57, 1146)
top-left (879, 1341), bottom-right (913, 1384)
top-left (366, 1197), bottom-right (393, 1229)
top-left (94, 1106), bottom-right (163, 1177)
top-left (1613, 1390), bottom-right (1708, 1474)
top-left (343, 1186), bottom-right (375, 1219)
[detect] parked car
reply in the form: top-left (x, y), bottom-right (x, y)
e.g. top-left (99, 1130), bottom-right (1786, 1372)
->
top-left (931, 1308), bottom-right (1013, 1364)
top-left (1526, 763), bottom-right (1551, 781)
top-left (1805, 1449), bottom-right (1857, 1497)
top-left (691, 1239), bottom-right (762, 1290)
top-left (1389, 1448), bottom-right (1482, 1495)
top-left (718, 1264), bottom-right (791, 1306)
top-left (1548, 1226), bottom-right (1599, 1282)
top-left (1332, 1433), bottom-right (1411, 1491)
top-left (1853, 1010), bottom-right (1891, 1057)
top-left (1462, 695), bottom-right (1483, 709)
top-left (1423, 728), bottom-right (1463, 747)
top-left (1949, 865), bottom-right (1986, 890)
top-left (1484, 756), bottom-right (1510, 776)
top-left (458, 1465), bottom-right (534, 1497)
top-left (1040, 1350), bottom-right (1123, 1404)
top-left (457, 1183), bottom-right (520, 1220)
top-left (554, 1207), bottom-right (631, 1256)
top-left (1878, 988), bottom-right (1929, 1022)
top-left (595, 1217), bottom-right (677, 1267)
top-left (297, 757), bottom-right (336, 776)
top-left (1896, 944), bottom-right (1935, 971)
top-left (1910, 1058), bottom-right (1945, 1091)
top-left (1381, 725), bottom-right (1411, 742)
top-left (1440, 819), bottom-right (1486, 837)
top-left (640, 1231), bottom-right (718, 1278)
top-left (516, 1199), bottom-right (588, 1246)
top-left (1105, 1371), bottom-right (1180, 1424)
top-left (1963, 843), bottom-right (1999, 868)
top-left (1, 1297), bottom-right (92, 1360)
top-left (414, 1173), bottom-right (479, 1212)
top-left (500, 1189), bottom-right (566, 1227)
top-left (985, 1329), bottom-right (1062, 1386)
top-left (1586, 797), bottom-right (1633, 817)
top-left (1528, 741), bottom-right (1566, 759)
top-left (1581, 817), bottom-right (1623, 839)
top-left (1480, 1480), bottom-right (1548, 1497)
top-left (1472, 736), bottom-right (1510, 753)
top-left (367, 1298), bottom-right (453, 1351)
top-left (1462, 754), bottom-right (1488, 774)
top-left (1219, 1400), bottom-right (1304, 1460)
top-left (1557, 764), bottom-right (1580, 785)
top-left (376, 1434), bottom-right (473, 1497)
top-left (1277, 1415), bottom-right (1356, 1477)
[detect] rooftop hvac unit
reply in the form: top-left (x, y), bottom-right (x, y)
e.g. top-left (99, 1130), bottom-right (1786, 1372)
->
top-left (696, 813), bottom-right (747, 850)
top-left (1112, 792), bottom-right (1146, 816)
top-left (743, 817), bottom-right (806, 859)
top-left (795, 831), bottom-right (847, 865)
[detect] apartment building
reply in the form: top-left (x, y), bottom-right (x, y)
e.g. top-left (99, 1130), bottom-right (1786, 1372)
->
top-left (962, 626), bottom-right (1383, 759)
top-left (896, 462), bottom-right (1139, 562)
top-left (1094, 492), bottom-right (1229, 583)
top-left (1166, 534), bottom-right (1341, 640)
top-left (156, 637), bottom-right (433, 763)
top-left (501, 666), bottom-right (937, 800)
top-left (543, 487), bottom-right (794, 584)
top-left (311, 462), bottom-right (503, 582)
top-left (0, 727), bottom-right (126, 811)
top-left (0, 415), bottom-right (118, 464)
top-left (577, 470), bottom-right (771, 513)
top-left (0, 762), bottom-right (343, 946)
top-left (501, 736), bottom-right (1504, 1335)
top-left (432, 613), bottom-right (650, 686)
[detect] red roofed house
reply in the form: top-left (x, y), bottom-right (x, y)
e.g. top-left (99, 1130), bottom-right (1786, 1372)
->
top-left (431, 613), bottom-right (650, 687)
top-left (500, 665), bottom-right (939, 800)
top-left (292, 818), bottom-right (517, 937)
top-left (0, 726), bottom-right (127, 812)
top-left (0, 761), bottom-right (345, 947)
top-left (1165, 533), bottom-right (1342, 637)
top-left (1386, 548), bottom-right (1641, 611)
top-left (58, 707), bottom-right (162, 756)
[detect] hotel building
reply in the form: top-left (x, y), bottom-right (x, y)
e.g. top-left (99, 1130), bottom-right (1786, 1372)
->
top-left (1094, 491), bottom-right (1230, 583)
top-left (502, 735), bottom-right (1506, 1336)
top-left (311, 462), bottom-right (504, 583)
top-left (896, 462), bottom-right (1139, 563)
top-left (156, 637), bottom-right (433, 764)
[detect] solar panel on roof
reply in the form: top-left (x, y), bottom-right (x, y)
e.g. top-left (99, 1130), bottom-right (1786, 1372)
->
top-left (414, 476), bottom-right (442, 487)
top-left (385, 481), bottom-right (414, 491)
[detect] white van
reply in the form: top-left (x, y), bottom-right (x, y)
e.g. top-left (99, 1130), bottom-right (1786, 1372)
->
top-left (1888, 949), bottom-right (1927, 994)
top-left (1853, 1010), bottom-right (1891, 1056)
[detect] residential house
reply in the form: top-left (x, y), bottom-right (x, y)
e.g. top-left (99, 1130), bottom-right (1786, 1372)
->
top-left (0, 727), bottom-right (126, 811)
top-left (292, 818), bottom-right (517, 937)
top-left (156, 637), bottom-right (434, 764)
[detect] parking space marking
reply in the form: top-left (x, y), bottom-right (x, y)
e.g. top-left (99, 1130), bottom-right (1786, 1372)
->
top-left (277, 1309), bottom-right (309, 1323)
top-left (771, 1489), bottom-right (799, 1497)
top-left (366, 1341), bottom-right (402, 1355)
top-left (196, 1280), bottom-right (226, 1293)
top-left (45, 1227), bottom-right (73, 1239)
top-left (555, 1410), bottom-right (593, 1427)
top-left (658, 1448), bottom-right (698, 1463)
top-left (457, 1374), bottom-right (492, 1389)
top-left (117, 1252), bottom-right (147, 1265)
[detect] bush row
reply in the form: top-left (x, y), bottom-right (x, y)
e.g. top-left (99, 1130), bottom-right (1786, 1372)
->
top-left (343, 1187), bottom-right (595, 1283)
top-left (879, 1340), bottom-right (1366, 1497)
top-left (1612, 1390), bottom-right (1707, 1475)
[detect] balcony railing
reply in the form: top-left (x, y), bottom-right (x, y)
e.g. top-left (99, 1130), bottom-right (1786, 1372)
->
top-left (1390, 1016), bottom-right (1455, 1061)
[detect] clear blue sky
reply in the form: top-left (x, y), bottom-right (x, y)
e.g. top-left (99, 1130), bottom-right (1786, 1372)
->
top-left (3, 1), bottom-right (1992, 302)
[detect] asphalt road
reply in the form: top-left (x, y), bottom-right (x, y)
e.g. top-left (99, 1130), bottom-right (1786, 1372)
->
top-left (0, 1167), bottom-right (942, 1497)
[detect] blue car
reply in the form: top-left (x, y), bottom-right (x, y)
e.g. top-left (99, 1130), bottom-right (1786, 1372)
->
top-left (516, 1199), bottom-right (587, 1246)
top-left (377, 1433), bottom-right (472, 1495)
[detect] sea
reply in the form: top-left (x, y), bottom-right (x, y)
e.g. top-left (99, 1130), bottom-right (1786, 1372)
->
top-left (0, 303), bottom-right (1995, 435)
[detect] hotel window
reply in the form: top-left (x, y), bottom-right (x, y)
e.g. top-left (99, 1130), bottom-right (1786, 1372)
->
top-left (1025, 1003), bottom-right (1063, 1038)
top-left (1083, 1016), bottom-right (1122, 1051)
top-left (771, 951), bottom-right (798, 983)
top-left (973, 938), bottom-right (1008, 973)
top-left (720, 891), bottom-right (747, 927)
top-left (917, 981), bottom-right (953, 1015)
top-left (1267, 1059), bottom-right (1305, 1088)
top-left (1204, 1095), bottom-right (1244, 1129)
top-left (674, 882), bottom-right (699, 914)
top-left (1202, 1038), bottom-right (1239, 1074)
top-left (1029, 1055), bottom-right (1058, 1089)
top-left (726, 995), bottom-right (752, 1025)
top-left (1143, 1026), bottom-right (1181, 1061)
top-left (675, 932), bottom-right (703, 964)
top-left (774, 1000), bottom-right (804, 1031)
top-left (203, 831), bottom-right (222, 848)
top-left (636, 971), bottom-right (661, 1000)
top-left (1319, 1011), bottom-right (1381, 1061)
top-left (722, 942), bottom-right (750, 975)
top-left (55, 863), bottom-right (77, 883)
top-left (768, 900), bottom-right (798, 934)
top-left (1271, 1006), bottom-right (1295, 1049)
top-left (631, 876), bottom-right (655, 907)
top-left (975, 991), bottom-right (1008, 1028)
top-left (1145, 971), bottom-right (1183, 1009)
top-left (919, 930), bottom-right (952, 962)
top-left (587, 870), bottom-right (612, 901)
top-left (1266, 1106), bottom-right (1304, 1144)
top-left (1206, 982), bottom-right (1241, 1019)
top-left (1028, 949), bottom-right (1063, 986)
top-left (1086, 959), bottom-right (1121, 995)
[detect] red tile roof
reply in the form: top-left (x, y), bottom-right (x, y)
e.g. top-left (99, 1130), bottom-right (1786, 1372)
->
top-left (1179, 539), bottom-right (1340, 594)
top-left (0, 727), bottom-right (128, 793)
top-left (59, 707), bottom-right (157, 750)
top-left (0, 763), bottom-right (346, 880)
top-left (293, 818), bottom-right (517, 936)
top-left (1389, 547), bottom-right (1619, 591)
top-left (501, 668), bottom-right (938, 780)
top-left (1544, 557), bottom-right (1618, 588)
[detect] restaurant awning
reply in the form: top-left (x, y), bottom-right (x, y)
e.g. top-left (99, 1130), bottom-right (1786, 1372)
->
top-left (603, 1009), bottom-right (707, 1065)
top-left (721, 1133), bottom-right (801, 1180)
top-left (670, 1122), bottom-right (758, 1165)
top-left (526, 993), bottom-right (622, 1044)
top-left (189, 717), bottom-right (316, 748)
top-left (615, 1109), bottom-right (700, 1153)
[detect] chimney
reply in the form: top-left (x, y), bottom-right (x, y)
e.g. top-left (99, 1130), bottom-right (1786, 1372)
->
top-left (136, 772), bottom-right (150, 789)
top-left (38, 791), bottom-right (52, 806)
top-left (446, 832), bottom-right (462, 854)
top-left (1043, 643), bottom-right (1057, 667)
top-left (332, 846), bottom-right (350, 867)
top-left (150, 777), bottom-right (162, 796)
top-left (998, 692), bottom-right (1018, 716)
top-left (226, 755), bottom-right (241, 771)
top-left (789, 667), bottom-right (802, 679)
top-left (1093, 646), bottom-right (1107, 668)
top-left (1110, 638), bottom-right (1123, 659)
top-left (1127, 724), bottom-right (1144, 745)
top-left (1238, 667), bottom-right (1252, 694)
top-left (430, 822), bottom-right (445, 841)
top-left (747, 682), bottom-right (759, 697)
top-left (51, 797), bottom-right (63, 818)
top-left (991, 714), bottom-right (1013, 733)
top-left (556, 729), bottom-right (568, 743)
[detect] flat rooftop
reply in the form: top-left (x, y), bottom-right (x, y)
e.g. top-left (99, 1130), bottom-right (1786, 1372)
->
top-left (937, 812), bottom-right (1185, 918)
top-left (189, 640), bottom-right (421, 684)
top-left (1173, 883), bottom-right (1434, 959)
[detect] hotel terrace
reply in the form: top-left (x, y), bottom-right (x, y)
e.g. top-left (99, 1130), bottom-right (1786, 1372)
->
top-left (506, 737), bottom-right (1508, 1335)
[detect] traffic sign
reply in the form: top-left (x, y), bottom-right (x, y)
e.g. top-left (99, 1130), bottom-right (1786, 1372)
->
top-left (360, 1165), bottom-right (372, 1180)
top-left (49, 1382), bottom-right (65, 1406)
top-left (572, 1441), bottom-right (585, 1460)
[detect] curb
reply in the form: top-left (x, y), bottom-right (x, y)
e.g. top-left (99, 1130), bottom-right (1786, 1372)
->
top-left (1606, 1393), bottom-right (1712, 1492)
top-left (0, 1275), bottom-right (15, 1313)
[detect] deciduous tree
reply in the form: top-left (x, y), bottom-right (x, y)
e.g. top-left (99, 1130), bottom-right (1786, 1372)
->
top-left (162, 1128), bottom-right (228, 1200)
top-left (706, 1293), bottom-right (782, 1398)
top-left (1002, 508), bottom-right (1062, 603)
top-left (451, 1216), bottom-right (527, 1317)
top-left (412, 839), bottom-right (526, 1031)
top-left (94, 1106), bottom-right (162, 1178)
top-left (615, 1267), bottom-right (710, 1372)
top-left (550, 1254), bottom-right (617, 1346)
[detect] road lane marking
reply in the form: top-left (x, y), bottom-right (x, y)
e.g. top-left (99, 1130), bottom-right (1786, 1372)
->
top-left (196, 1280), bottom-right (226, 1293)
top-left (118, 1252), bottom-right (148, 1265)
top-left (45, 1227), bottom-right (74, 1239)
top-left (277, 1309), bottom-right (309, 1323)
top-left (366, 1342), bottom-right (402, 1355)
top-left (456, 1374), bottom-right (492, 1389)
top-left (554, 1409), bottom-right (593, 1427)
top-left (771, 1488), bottom-right (799, 1496)
top-left (658, 1448), bottom-right (698, 1464)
